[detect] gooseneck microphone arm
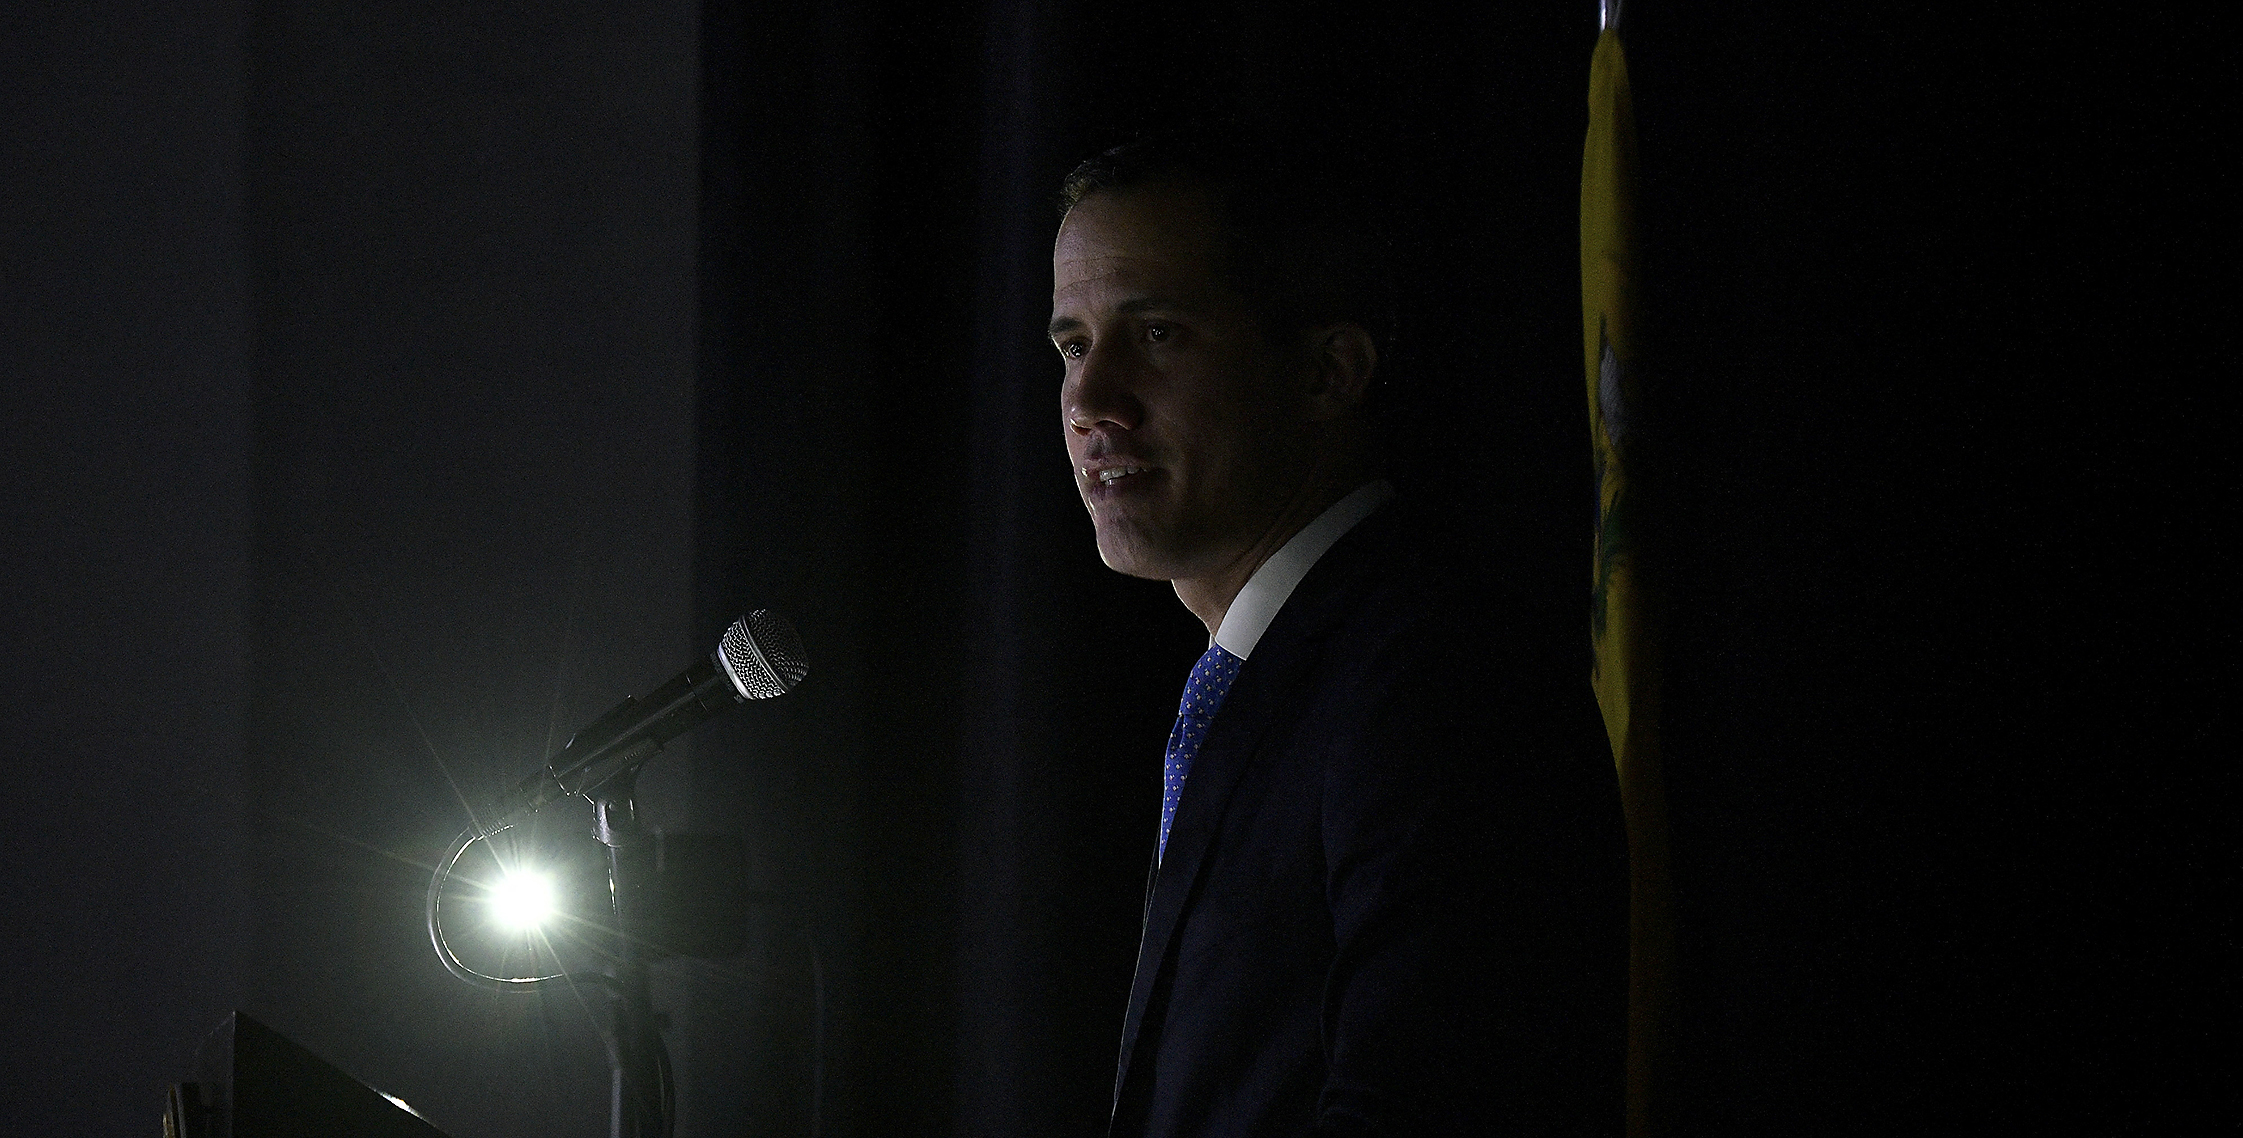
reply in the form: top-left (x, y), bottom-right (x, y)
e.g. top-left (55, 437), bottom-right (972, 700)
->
top-left (472, 655), bottom-right (734, 839)
top-left (467, 609), bottom-right (810, 839)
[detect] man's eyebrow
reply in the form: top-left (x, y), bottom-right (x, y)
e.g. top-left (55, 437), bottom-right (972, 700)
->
top-left (1047, 297), bottom-right (1190, 338)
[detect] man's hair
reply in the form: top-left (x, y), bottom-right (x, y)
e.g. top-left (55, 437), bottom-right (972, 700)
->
top-left (1057, 120), bottom-right (1400, 367)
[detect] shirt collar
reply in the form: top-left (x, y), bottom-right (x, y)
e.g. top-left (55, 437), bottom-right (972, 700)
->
top-left (1212, 480), bottom-right (1395, 660)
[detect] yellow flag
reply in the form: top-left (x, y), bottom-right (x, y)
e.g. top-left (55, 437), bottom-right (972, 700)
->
top-left (1582, 23), bottom-right (1671, 1138)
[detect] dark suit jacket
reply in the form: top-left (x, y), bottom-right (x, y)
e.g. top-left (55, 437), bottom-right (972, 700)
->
top-left (1110, 502), bottom-right (1628, 1138)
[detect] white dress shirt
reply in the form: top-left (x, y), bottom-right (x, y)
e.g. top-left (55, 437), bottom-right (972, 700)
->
top-left (1212, 480), bottom-right (1396, 660)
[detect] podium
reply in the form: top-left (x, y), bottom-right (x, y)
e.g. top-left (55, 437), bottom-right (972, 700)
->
top-left (165, 1012), bottom-right (452, 1138)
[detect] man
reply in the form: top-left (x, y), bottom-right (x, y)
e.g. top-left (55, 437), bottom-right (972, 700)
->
top-left (1050, 126), bottom-right (1627, 1137)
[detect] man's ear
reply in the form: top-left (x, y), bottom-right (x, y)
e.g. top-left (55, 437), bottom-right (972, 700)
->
top-left (1302, 322), bottom-right (1378, 421)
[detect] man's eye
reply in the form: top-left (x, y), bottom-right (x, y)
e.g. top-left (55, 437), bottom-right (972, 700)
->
top-left (1144, 324), bottom-right (1171, 342)
top-left (1059, 340), bottom-right (1087, 359)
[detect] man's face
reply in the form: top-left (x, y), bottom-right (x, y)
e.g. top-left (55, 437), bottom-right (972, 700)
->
top-left (1051, 183), bottom-right (1317, 582)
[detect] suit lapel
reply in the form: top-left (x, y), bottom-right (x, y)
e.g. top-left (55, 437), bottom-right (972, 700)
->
top-left (1109, 511), bottom-right (1400, 1118)
top-left (1111, 638), bottom-right (1300, 1116)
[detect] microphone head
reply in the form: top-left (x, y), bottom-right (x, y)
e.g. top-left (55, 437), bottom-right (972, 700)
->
top-left (717, 609), bottom-right (809, 699)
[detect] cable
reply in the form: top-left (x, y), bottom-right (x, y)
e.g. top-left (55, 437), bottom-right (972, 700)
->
top-left (655, 1028), bottom-right (677, 1138)
top-left (426, 824), bottom-right (619, 994)
top-left (805, 926), bottom-right (825, 1138)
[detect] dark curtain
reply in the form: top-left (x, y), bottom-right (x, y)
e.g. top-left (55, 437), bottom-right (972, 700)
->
top-left (694, 3), bottom-right (2214, 1138)
top-left (2, 1), bottom-right (2198, 1136)
top-left (0, 4), bottom-right (249, 1135)
top-left (0, 0), bottom-right (2180, 1135)
top-left (693, 2), bottom-right (1595, 1134)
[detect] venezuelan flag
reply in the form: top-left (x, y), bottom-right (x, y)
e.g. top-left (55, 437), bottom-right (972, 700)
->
top-left (1582, 15), bottom-right (1671, 1138)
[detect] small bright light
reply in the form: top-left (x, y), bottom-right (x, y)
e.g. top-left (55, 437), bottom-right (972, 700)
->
top-left (489, 870), bottom-right (556, 931)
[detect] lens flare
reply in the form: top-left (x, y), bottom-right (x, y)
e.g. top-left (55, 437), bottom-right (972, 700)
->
top-left (489, 869), bottom-right (556, 932)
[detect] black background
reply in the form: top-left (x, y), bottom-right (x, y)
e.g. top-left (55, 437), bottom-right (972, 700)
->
top-left (2, 2), bottom-right (2218, 1136)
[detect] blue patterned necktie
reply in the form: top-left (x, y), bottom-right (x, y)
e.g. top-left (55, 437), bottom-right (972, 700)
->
top-left (1160, 644), bottom-right (1244, 863)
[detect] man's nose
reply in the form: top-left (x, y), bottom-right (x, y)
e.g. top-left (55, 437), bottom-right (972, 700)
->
top-left (1064, 342), bottom-right (1144, 434)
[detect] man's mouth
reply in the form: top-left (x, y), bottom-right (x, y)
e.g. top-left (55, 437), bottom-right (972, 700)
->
top-left (1095, 465), bottom-right (1149, 485)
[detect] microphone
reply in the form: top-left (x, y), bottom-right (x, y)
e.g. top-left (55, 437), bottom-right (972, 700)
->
top-left (470, 610), bottom-right (808, 838)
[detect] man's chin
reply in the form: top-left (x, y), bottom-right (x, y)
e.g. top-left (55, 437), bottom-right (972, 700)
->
top-left (1093, 529), bottom-right (1185, 583)
top-left (1096, 548), bottom-right (1173, 582)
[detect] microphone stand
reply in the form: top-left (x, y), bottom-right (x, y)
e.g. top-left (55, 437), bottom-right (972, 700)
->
top-left (591, 771), bottom-right (672, 1138)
